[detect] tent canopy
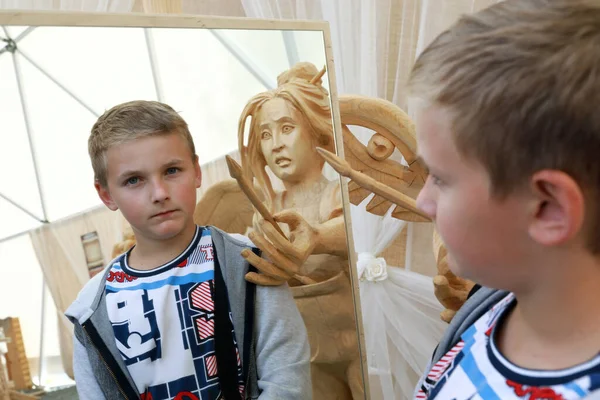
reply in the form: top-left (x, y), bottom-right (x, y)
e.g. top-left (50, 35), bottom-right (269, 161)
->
top-left (0, 24), bottom-right (328, 241)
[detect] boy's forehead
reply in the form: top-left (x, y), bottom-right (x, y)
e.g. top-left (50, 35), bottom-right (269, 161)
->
top-left (105, 133), bottom-right (194, 172)
top-left (414, 105), bottom-right (465, 170)
top-left (415, 106), bottom-right (447, 154)
top-left (110, 132), bottom-right (191, 154)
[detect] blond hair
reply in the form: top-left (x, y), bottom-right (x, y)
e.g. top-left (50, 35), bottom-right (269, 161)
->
top-left (408, 0), bottom-right (600, 253)
top-left (89, 100), bottom-right (196, 187)
top-left (238, 62), bottom-right (335, 208)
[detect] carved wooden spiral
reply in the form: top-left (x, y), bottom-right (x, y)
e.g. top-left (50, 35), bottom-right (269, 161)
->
top-left (338, 94), bottom-right (429, 222)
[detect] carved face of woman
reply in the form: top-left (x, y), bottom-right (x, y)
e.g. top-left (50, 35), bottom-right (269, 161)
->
top-left (257, 97), bottom-right (323, 183)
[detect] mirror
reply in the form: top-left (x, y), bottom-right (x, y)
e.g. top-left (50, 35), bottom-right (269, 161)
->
top-left (0, 11), bottom-right (368, 399)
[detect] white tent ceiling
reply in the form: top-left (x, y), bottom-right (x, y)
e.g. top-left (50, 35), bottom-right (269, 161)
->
top-left (0, 24), bottom-right (327, 241)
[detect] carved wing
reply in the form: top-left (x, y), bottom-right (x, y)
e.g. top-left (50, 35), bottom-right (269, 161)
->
top-left (193, 179), bottom-right (261, 235)
top-left (338, 95), bottom-right (429, 222)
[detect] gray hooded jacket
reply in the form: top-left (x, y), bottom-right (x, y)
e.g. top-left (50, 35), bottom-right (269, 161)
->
top-left (65, 226), bottom-right (311, 399)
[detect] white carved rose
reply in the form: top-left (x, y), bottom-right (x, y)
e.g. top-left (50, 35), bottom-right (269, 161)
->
top-left (357, 252), bottom-right (388, 282)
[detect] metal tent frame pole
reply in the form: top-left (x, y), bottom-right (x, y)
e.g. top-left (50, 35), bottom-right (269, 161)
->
top-left (282, 31), bottom-right (300, 67)
top-left (17, 48), bottom-right (100, 118)
top-left (144, 28), bottom-right (164, 102)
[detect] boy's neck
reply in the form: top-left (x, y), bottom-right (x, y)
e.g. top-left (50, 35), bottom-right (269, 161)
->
top-left (128, 222), bottom-right (197, 271)
top-left (498, 252), bottom-right (600, 370)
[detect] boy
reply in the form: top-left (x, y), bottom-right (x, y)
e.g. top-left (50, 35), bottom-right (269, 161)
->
top-left (409, 1), bottom-right (600, 399)
top-left (65, 100), bottom-right (311, 399)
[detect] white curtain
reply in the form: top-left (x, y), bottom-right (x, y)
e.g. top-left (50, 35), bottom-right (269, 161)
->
top-left (0, 0), bottom-right (133, 11)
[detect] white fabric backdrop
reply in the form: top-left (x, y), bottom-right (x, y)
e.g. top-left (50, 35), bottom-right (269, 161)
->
top-left (0, 0), bottom-right (133, 11)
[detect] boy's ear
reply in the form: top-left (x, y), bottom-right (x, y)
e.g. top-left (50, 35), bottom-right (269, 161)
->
top-left (194, 156), bottom-right (202, 189)
top-left (528, 170), bottom-right (584, 247)
top-left (95, 180), bottom-right (119, 211)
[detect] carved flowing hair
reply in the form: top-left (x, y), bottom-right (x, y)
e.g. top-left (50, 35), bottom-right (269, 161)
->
top-left (238, 62), bottom-right (335, 209)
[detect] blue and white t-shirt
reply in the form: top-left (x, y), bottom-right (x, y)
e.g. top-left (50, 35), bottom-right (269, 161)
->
top-left (416, 293), bottom-right (600, 399)
top-left (105, 226), bottom-right (244, 400)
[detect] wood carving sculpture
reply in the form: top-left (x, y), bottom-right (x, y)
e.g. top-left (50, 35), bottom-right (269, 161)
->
top-left (236, 62), bottom-right (363, 400)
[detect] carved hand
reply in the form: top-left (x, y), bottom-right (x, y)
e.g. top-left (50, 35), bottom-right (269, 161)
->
top-left (242, 210), bottom-right (318, 286)
top-left (433, 231), bottom-right (475, 322)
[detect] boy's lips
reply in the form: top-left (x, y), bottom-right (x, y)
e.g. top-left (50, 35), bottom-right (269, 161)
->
top-left (152, 209), bottom-right (178, 218)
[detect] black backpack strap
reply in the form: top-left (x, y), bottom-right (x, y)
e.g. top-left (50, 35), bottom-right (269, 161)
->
top-left (213, 247), bottom-right (243, 399)
top-left (467, 283), bottom-right (482, 299)
top-left (242, 248), bottom-right (259, 387)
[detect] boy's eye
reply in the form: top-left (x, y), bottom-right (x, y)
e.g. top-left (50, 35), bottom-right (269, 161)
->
top-left (430, 175), bottom-right (443, 186)
top-left (126, 177), bottom-right (139, 186)
top-left (166, 167), bottom-right (179, 175)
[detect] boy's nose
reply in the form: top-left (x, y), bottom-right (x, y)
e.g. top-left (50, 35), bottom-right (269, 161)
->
top-left (151, 180), bottom-right (170, 203)
top-left (416, 184), bottom-right (436, 220)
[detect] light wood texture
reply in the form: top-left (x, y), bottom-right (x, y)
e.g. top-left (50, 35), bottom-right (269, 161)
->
top-left (322, 28), bottom-right (370, 398)
top-left (225, 156), bottom-right (286, 238)
top-left (111, 224), bottom-right (136, 259)
top-left (193, 179), bottom-right (257, 235)
top-left (0, 319), bottom-right (31, 391)
top-left (367, 133), bottom-right (395, 161)
top-left (141, 0), bottom-right (182, 14)
top-left (432, 230), bottom-right (476, 323)
top-left (226, 156), bottom-right (317, 286)
top-left (336, 95), bottom-right (429, 221)
top-left (316, 148), bottom-right (429, 221)
top-left (0, 331), bottom-right (9, 400)
top-left (0, 10), bottom-right (328, 32)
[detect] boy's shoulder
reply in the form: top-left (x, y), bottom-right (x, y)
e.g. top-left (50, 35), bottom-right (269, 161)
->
top-left (433, 286), bottom-right (510, 362)
top-left (65, 257), bottom-right (120, 323)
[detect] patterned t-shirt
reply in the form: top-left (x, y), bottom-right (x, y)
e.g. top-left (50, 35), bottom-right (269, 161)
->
top-left (105, 226), bottom-right (244, 400)
top-left (416, 293), bottom-right (600, 400)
